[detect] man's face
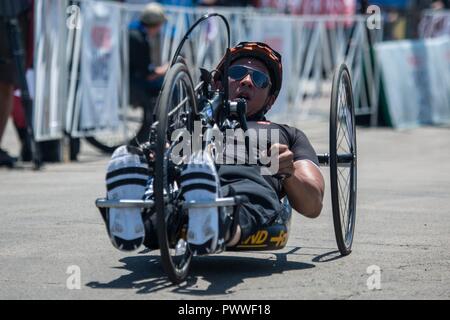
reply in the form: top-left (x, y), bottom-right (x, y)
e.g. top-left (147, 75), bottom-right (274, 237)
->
top-left (146, 24), bottom-right (162, 37)
top-left (228, 57), bottom-right (274, 117)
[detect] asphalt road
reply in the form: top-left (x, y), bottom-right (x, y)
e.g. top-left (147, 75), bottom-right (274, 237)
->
top-left (1, 118), bottom-right (449, 300)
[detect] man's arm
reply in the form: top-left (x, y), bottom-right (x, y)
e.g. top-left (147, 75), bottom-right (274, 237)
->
top-left (283, 160), bottom-right (325, 218)
top-left (271, 143), bottom-right (325, 218)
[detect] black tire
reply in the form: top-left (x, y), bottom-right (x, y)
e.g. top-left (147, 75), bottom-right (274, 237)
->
top-left (329, 63), bottom-right (357, 256)
top-left (154, 62), bottom-right (197, 284)
top-left (85, 102), bottom-right (153, 154)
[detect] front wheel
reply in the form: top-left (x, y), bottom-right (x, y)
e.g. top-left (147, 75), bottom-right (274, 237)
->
top-left (154, 62), bottom-right (197, 284)
top-left (85, 101), bottom-right (153, 154)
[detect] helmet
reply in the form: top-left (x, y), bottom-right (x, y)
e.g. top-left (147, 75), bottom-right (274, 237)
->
top-left (140, 3), bottom-right (167, 27)
top-left (215, 41), bottom-right (283, 100)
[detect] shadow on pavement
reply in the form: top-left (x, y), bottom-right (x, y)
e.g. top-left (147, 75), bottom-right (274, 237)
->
top-left (86, 247), bottom-right (315, 295)
top-left (311, 250), bottom-right (344, 263)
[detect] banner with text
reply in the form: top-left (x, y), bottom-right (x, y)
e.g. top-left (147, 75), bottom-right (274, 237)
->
top-left (79, 1), bottom-right (122, 131)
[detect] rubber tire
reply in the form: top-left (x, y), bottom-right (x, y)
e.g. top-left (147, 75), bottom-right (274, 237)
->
top-left (85, 104), bottom-right (152, 154)
top-left (154, 62), bottom-right (197, 284)
top-left (329, 63), bottom-right (357, 256)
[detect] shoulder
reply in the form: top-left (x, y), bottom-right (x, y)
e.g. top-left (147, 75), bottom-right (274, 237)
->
top-left (129, 28), bottom-right (146, 43)
top-left (271, 122), bottom-right (311, 142)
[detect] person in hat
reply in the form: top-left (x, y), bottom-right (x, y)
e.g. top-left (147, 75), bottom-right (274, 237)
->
top-left (101, 42), bottom-right (325, 255)
top-left (128, 2), bottom-right (169, 98)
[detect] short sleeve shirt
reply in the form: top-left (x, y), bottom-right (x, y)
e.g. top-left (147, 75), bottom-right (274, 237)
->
top-left (219, 120), bottom-right (319, 199)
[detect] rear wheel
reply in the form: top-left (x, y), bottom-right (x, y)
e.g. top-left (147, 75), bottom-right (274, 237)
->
top-left (154, 62), bottom-right (197, 284)
top-left (329, 63), bottom-right (357, 256)
top-left (85, 101), bottom-right (153, 154)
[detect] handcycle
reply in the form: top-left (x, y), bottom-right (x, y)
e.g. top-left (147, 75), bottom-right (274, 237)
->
top-left (95, 13), bottom-right (357, 285)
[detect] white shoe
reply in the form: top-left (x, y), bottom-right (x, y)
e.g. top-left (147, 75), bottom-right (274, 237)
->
top-left (105, 146), bottom-right (148, 252)
top-left (180, 151), bottom-right (221, 255)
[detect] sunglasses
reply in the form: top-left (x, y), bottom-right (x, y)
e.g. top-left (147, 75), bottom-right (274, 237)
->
top-left (228, 65), bottom-right (271, 89)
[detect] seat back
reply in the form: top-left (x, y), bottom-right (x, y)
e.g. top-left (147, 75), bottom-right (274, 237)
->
top-left (228, 198), bottom-right (292, 251)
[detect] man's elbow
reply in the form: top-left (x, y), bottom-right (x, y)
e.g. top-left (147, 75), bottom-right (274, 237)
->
top-left (294, 187), bottom-right (324, 219)
top-left (300, 200), bottom-right (323, 219)
top-left (293, 199), bottom-right (323, 219)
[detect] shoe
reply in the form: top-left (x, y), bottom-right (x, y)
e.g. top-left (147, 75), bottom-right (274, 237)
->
top-left (105, 145), bottom-right (148, 252)
top-left (180, 151), bottom-right (222, 255)
top-left (0, 148), bottom-right (17, 168)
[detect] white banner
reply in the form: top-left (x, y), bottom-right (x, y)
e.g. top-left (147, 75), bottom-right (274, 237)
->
top-left (34, 0), bottom-right (67, 141)
top-left (79, 1), bottom-right (122, 131)
top-left (375, 37), bottom-right (450, 128)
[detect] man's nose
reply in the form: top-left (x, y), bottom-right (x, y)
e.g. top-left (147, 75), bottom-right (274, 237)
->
top-left (240, 73), bottom-right (254, 87)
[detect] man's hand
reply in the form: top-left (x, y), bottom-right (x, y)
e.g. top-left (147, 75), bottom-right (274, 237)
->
top-left (147, 62), bottom-right (169, 81)
top-left (265, 143), bottom-right (324, 218)
top-left (269, 143), bottom-right (294, 176)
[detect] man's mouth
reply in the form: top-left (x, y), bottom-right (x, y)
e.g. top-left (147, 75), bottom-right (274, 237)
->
top-left (236, 92), bottom-right (251, 102)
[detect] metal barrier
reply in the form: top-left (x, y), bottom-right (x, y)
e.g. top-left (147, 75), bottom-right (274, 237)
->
top-left (419, 9), bottom-right (450, 38)
top-left (34, 0), bottom-right (68, 141)
top-left (33, 0), bottom-right (382, 141)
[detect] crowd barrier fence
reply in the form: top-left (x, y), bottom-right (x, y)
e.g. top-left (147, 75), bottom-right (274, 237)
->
top-left (34, 0), bottom-right (381, 141)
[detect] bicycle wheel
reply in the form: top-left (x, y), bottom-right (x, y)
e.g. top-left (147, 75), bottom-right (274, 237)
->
top-left (86, 102), bottom-right (153, 154)
top-left (154, 62), bottom-right (197, 284)
top-left (329, 63), bottom-right (357, 256)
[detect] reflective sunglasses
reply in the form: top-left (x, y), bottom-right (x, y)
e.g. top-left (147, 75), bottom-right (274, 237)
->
top-left (228, 65), bottom-right (271, 89)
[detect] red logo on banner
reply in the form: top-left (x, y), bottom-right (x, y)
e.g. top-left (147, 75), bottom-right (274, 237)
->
top-left (408, 56), bottom-right (422, 67)
top-left (91, 26), bottom-right (111, 50)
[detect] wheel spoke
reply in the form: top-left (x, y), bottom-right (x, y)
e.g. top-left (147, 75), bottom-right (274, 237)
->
top-left (338, 106), bottom-right (351, 152)
top-left (337, 80), bottom-right (352, 152)
top-left (337, 167), bottom-right (351, 234)
top-left (337, 177), bottom-right (348, 225)
top-left (336, 108), bottom-right (346, 150)
top-left (168, 97), bottom-right (189, 118)
top-left (337, 117), bottom-right (350, 154)
top-left (338, 167), bottom-right (351, 197)
top-left (336, 92), bottom-right (351, 153)
top-left (338, 168), bottom-right (350, 214)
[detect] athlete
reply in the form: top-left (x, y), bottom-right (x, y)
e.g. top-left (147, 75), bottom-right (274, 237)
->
top-left (102, 42), bottom-right (325, 254)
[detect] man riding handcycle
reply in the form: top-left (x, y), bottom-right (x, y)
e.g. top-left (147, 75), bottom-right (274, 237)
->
top-left (96, 14), bottom-right (357, 285)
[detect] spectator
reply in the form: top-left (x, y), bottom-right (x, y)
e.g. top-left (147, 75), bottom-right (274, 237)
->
top-left (0, 84), bottom-right (16, 167)
top-left (129, 2), bottom-right (168, 100)
top-left (0, 0), bottom-right (32, 167)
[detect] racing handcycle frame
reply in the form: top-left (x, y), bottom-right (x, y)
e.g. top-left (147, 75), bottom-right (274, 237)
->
top-left (96, 13), bottom-right (357, 285)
